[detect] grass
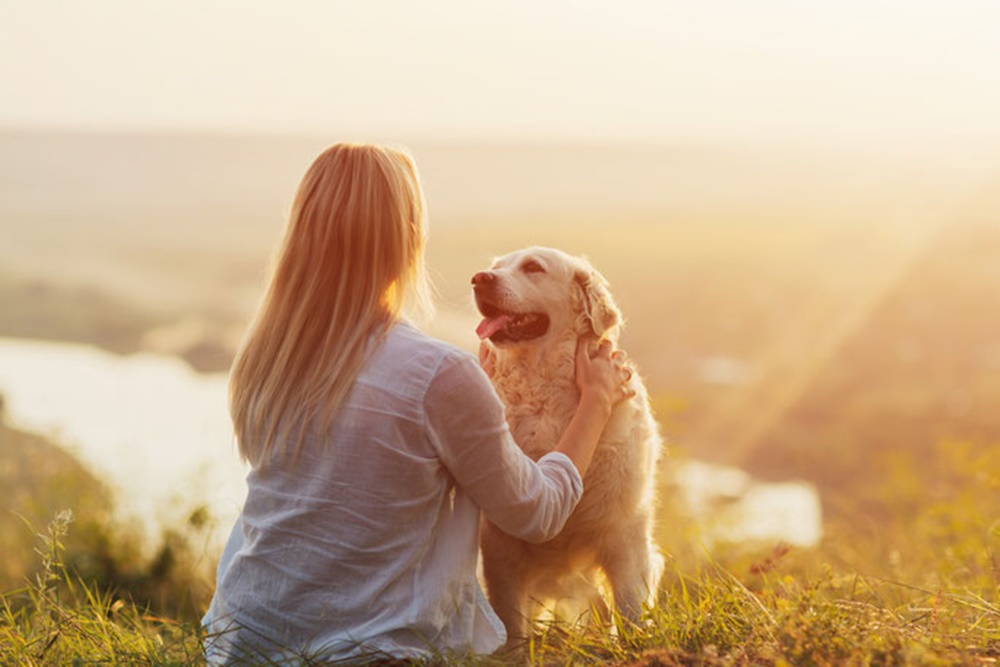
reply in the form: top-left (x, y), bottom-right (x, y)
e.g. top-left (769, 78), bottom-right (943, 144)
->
top-left (2, 442), bottom-right (998, 666)
top-left (0, 418), bottom-right (216, 624)
top-left (0, 511), bottom-right (203, 665)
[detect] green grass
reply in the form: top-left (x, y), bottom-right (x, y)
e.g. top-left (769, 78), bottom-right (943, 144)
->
top-left (0, 511), bottom-right (204, 666)
top-left (0, 418), bottom-right (216, 624)
top-left (2, 442), bottom-right (998, 665)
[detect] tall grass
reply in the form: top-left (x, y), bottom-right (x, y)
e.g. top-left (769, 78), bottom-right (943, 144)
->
top-left (0, 510), bottom-right (203, 665)
top-left (2, 442), bottom-right (998, 665)
top-left (0, 418), bottom-right (218, 624)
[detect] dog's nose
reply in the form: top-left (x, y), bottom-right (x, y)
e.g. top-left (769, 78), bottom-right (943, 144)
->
top-left (471, 271), bottom-right (495, 287)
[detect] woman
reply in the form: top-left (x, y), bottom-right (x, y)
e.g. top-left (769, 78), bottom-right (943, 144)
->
top-left (202, 143), bottom-right (631, 664)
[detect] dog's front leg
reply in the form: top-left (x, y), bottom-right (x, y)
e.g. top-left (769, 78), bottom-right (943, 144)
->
top-left (480, 520), bottom-right (530, 645)
top-left (600, 522), bottom-right (665, 626)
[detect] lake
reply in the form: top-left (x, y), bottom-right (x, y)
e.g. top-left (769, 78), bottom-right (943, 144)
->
top-left (0, 337), bottom-right (821, 554)
top-left (0, 337), bottom-right (247, 551)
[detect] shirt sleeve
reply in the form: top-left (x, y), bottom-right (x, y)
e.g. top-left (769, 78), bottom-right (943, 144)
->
top-left (424, 352), bottom-right (583, 544)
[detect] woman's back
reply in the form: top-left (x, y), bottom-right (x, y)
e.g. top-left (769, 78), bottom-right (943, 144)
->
top-left (205, 322), bottom-right (505, 662)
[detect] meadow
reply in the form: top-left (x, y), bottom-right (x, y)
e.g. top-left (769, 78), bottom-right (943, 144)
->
top-left (2, 414), bottom-right (997, 665)
top-left (1, 130), bottom-right (998, 663)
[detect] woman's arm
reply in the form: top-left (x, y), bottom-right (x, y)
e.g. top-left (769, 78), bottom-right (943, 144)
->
top-left (553, 338), bottom-right (632, 477)
top-left (424, 342), bottom-right (630, 543)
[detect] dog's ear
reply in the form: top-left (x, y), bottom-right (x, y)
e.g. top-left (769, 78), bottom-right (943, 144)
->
top-left (574, 267), bottom-right (622, 339)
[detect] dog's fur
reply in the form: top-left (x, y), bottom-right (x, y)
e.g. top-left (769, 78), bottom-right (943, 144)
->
top-left (473, 246), bottom-right (664, 641)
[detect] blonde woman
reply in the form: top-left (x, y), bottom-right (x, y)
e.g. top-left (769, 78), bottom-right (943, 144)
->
top-left (202, 143), bottom-right (631, 664)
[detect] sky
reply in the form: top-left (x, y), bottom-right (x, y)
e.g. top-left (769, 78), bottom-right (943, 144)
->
top-left (3, 0), bottom-right (1000, 154)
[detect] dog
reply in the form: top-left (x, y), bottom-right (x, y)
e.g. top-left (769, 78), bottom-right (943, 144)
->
top-left (472, 246), bottom-right (665, 641)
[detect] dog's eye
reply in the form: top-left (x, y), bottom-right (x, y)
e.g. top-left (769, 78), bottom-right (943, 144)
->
top-left (522, 260), bottom-right (546, 274)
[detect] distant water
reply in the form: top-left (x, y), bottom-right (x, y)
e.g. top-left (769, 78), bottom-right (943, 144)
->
top-left (0, 337), bottom-right (821, 553)
top-left (0, 337), bottom-right (247, 551)
top-left (673, 460), bottom-right (823, 548)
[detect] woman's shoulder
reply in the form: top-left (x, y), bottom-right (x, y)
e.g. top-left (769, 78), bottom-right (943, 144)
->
top-left (388, 320), bottom-right (472, 360)
top-left (367, 321), bottom-right (480, 388)
top-left (388, 322), bottom-right (503, 418)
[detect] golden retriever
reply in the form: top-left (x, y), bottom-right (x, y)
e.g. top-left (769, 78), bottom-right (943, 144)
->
top-left (472, 246), bottom-right (664, 641)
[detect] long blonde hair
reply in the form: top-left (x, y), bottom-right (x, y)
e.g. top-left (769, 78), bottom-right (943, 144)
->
top-left (229, 143), bottom-right (434, 464)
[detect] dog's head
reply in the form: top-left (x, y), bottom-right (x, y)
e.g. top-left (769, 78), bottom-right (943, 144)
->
top-left (472, 247), bottom-right (622, 349)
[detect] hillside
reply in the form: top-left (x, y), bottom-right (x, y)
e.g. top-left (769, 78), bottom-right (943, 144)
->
top-left (0, 409), bottom-right (115, 588)
top-left (741, 220), bottom-right (1000, 498)
top-left (0, 408), bottom-right (214, 619)
top-left (679, 183), bottom-right (1000, 514)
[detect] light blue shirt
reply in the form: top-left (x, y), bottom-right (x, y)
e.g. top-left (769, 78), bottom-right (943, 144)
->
top-left (202, 321), bottom-right (583, 664)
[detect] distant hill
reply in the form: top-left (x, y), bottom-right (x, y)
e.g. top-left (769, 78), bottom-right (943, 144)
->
top-left (3, 127), bottom-right (974, 365)
top-left (688, 183), bottom-right (1000, 512)
top-left (3, 128), bottom-right (894, 315)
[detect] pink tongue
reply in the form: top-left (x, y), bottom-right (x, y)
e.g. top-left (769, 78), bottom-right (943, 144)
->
top-left (476, 315), bottom-right (511, 340)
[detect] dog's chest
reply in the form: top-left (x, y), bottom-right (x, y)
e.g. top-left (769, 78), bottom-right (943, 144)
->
top-left (508, 407), bottom-right (573, 461)
top-left (492, 362), bottom-right (577, 461)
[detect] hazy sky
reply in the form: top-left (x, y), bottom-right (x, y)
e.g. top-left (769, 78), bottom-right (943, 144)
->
top-left (3, 0), bottom-right (1000, 152)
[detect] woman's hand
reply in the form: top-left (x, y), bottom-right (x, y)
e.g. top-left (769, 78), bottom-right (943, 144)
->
top-left (575, 338), bottom-right (635, 418)
top-left (553, 338), bottom-right (635, 477)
